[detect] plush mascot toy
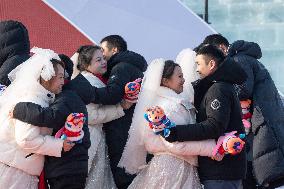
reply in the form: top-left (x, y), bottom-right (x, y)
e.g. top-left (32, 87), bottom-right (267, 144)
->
top-left (144, 106), bottom-right (176, 138)
top-left (213, 131), bottom-right (245, 157)
top-left (240, 99), bottom-right (252, 135)
top-left (55, 113), bottom-right (85, 143)
top-left (25, 113), bottom-right (85, 159)
top-left (124, 78), bottom-right (142, 103)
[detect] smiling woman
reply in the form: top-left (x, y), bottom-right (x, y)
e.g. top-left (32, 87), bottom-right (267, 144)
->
top-left (161, 60), bottom-right (185, 94)
top-left (40, 59), bottom-right (65, 95)
top-left (68, 44), bottom-right (128, 189)
top-left (77, 45), bottom-right (107, 75)
top-left (0, 47), bottom-right (68, 189)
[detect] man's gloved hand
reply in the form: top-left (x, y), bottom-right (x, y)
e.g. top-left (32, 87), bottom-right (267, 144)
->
top-left (162, 126), bottom-right (177, 143)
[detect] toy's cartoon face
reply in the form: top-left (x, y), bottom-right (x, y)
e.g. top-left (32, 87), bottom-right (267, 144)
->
top-left (146, 106), bottom-right (165, 124)
top-left (65, 113), bottom-right (85, 132)
top-left (125, 81), bottom-right (141, 97)
top-left (223, 136), bottom-right (245, 155)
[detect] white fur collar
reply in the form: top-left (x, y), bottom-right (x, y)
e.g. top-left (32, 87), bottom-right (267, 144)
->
top-left (81, 71), bottom-right (105, 88)
top-left (156, 86), bottom-right (194, 111)
top-left (25, 83), bottom-right (55, 106)
top-left (39, 84), bottom-right (55, 105)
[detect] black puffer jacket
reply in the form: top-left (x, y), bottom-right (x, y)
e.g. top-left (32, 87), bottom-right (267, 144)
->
top-left (0, 20), bottom-right (30, 86)
top-left (101, 51), bottom-right (147, 177)
top-left (229, 40), bottom-right (284, 187)
top-left (168, 57), bottom-right (247, 181)
top-left (12, 82), bottom-right (91, 179)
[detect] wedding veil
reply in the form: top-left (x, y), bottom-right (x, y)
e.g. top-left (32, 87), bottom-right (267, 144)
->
top-left (176, 48), bottom-right (199, 103)
top-left (0, 47), bottom-right (60, 113)
top-left (70, 52), bottom-right (80, 79)
top-left (118, 58), bottom-right (165, 174)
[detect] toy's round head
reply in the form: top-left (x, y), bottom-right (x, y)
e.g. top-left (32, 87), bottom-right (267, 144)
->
top-left (125, 81), bottom-right (141, 97)
top-left (240, 99), bottom-right (251, 109)
top-left (146, 106), bottom-right (165, 124)
top-left (223, 136), bottom-right (245, 155)
top-left (65, 113), bottom-right (85, 132)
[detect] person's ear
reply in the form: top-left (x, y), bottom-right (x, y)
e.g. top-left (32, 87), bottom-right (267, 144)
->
top-left (112, 47), bottom-right (118, 54)
top-left (161, 78), bottom-right (169, 87)
top-left (208, 59), bottom-right (217, 71)
top-left (219, 44), bottom-right (228, 55)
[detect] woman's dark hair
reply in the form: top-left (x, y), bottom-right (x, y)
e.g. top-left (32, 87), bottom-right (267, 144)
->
top-left (50, 58), bottom-right (65, 72)
top-left (161, 60), bottom-right (180, 85)
top-left (77, 45), bottom-right (101, 71)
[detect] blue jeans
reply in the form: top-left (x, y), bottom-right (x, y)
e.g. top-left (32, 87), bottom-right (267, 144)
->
top-left (203, 179), bottom-right (243, 189)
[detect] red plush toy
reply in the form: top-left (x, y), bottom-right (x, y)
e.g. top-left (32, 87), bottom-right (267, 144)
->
top-left (240, 99), bottom-right (252, 135)
top-left (213, 131), bottom-right (245, 157)
top-left (55, 113), bottom-right (85, 143)
top-left (124, 78), bottom-right (142, 103)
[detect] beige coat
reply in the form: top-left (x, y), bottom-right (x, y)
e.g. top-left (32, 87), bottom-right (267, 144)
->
top-left (82, 71), bottom-right (125, 172)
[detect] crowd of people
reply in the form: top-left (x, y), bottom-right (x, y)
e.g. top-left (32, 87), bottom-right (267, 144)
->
top-left (0, 20), bottom-right (283, 189)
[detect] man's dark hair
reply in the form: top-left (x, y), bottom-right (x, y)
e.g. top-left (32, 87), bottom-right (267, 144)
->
top-left (203, 34), bottom-right (230, 48)
top-left (100, 35), bottom-right (127, 52)
top-left (196, 44), bottom-right (225, 66)
top-left (193, 42), bottom-right (205, 52)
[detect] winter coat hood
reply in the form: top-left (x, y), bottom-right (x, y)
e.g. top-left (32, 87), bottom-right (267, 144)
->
top-left (104, 50), bottom-right (147, 78)
top-left (0, 20), bottom-right (30, 65)
top-left (228, 40), bottom-right (262, 59)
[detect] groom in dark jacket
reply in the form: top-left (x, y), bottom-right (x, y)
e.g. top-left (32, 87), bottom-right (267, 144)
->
top-left (164, 45), bottom-right (247, 189)
top-left (203, 34), bottom-right (284, 189)
top-left (95, 35), bottom-right (148, 188)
